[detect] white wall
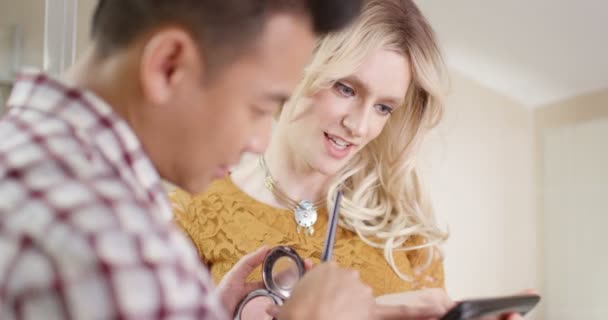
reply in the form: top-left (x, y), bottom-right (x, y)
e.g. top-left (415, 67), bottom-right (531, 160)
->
top-left (420, 72), bottom-right (539, 302)
top-left (536, 89), bottom-right (608, 320)
top-left (0, 0), bottom-right (44, 69)
top-left (0, 0), bottom-right (45, 111)
top-left (76, 0), bottom-right (97, 59)
top-left (542, 119), bottom-right (608, 319)
top-left (0, 0), bottom-right (96, 109)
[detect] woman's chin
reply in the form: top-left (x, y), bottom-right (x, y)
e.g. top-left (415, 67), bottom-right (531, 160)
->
top-left (314, 156), bottom-right (350, 177)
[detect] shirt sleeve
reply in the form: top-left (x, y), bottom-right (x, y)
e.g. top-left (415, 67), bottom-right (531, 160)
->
top-left (2, 203), bottom-right (227, 320)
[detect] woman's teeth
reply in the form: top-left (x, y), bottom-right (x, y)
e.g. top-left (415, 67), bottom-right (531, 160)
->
top-left (326, 133), bottom-right (350, 149)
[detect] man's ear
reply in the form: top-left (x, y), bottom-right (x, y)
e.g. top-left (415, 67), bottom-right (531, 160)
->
top-left (139, 28), bottom-right (202, 105)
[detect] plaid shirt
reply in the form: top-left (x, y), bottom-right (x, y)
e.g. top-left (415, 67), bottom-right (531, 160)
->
top-left (0, 71), bottom-right (226, 320)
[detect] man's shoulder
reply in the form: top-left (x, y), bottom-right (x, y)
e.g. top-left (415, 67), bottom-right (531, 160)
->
top-left (0, 193), bottom-right (222, 320)
top-left (0, 158), bottom-right (203, 292)
top-left (1, 148), bottom-right (133, 212)
top-left (0, 110), bottom-right (135, 209)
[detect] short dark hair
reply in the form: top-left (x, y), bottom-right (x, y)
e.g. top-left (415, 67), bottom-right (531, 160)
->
top-left (91, 0), bottom-right (362, 69)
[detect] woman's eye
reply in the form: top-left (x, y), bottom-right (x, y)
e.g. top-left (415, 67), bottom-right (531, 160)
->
top-left (375, 104), bottom-right (394, 115)
top-left (334, 82), bottom-right (355, 97)
top-left (251, 105), bottom-right (272, 117)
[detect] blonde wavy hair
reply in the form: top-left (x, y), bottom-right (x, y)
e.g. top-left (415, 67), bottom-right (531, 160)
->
top-left (283, 0), bottom-right (449, 281)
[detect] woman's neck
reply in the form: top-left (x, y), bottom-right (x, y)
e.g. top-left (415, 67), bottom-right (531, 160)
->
top-left (232, 129), bottom-right (330, 209)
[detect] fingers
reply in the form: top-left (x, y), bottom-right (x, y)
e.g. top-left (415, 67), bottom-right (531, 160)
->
top-left (281, 261), bottom-right (377, 320)
top-left (265, 304), bottom-right (280, 318)
top-left (496, 289), bottom-right (538, 320)
top-left (304, 259), bottom-right (314, 271)
top-left (243, 279), bottom-right (265, 293)
top-left (240, 246), bottom-right (270, 272)
top-left (223, 246), bottom-right (269, 282)
top-left (424, 288), bottom-right (455, 310)
top-left (375, 303), bottom-right (447, 320)
top-left (500, 313), bottom-right (525, 320)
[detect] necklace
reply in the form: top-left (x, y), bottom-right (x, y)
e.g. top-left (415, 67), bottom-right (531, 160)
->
top-left (259, 156), bottom-right (324, 236)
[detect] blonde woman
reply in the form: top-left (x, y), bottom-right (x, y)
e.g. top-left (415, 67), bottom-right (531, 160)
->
top-left (172, 0), bottom-right (449, 297)
top-left (171, 2), bottom-right (531, 318)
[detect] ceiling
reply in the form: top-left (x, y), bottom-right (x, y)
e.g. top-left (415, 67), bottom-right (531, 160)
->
top-left (415, 0), bottom-right (608, 108)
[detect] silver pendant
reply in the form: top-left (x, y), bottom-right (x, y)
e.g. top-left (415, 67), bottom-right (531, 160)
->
top-left (294, 200), bottom-right (318, 236)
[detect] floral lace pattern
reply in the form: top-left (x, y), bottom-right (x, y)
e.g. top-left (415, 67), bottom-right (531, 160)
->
top-left (170, 177), bottom-right (444, 296)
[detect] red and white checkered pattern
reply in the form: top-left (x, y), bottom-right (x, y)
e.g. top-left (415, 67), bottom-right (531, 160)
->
top-left (0, 70), bottom-right (226, 320)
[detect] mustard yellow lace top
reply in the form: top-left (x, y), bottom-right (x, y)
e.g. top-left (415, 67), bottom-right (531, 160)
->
top-left (170, 177), bottom-right (444, 296)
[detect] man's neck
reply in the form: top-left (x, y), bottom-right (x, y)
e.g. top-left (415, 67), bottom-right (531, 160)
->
top-left (64, 46), bottom-right (136, 125)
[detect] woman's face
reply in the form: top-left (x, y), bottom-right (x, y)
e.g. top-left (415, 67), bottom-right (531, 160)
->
top-left (283, 48), bottom-right (412, 176)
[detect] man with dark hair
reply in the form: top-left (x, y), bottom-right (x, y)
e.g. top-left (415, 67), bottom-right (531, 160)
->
top-left (0, 1), bottom-right (388, 319)
top-left (90, 0), bottom-right (361, 69)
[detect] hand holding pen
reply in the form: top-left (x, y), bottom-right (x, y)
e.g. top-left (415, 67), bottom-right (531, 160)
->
top-left (266, 190), bottom-right (377, 320)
